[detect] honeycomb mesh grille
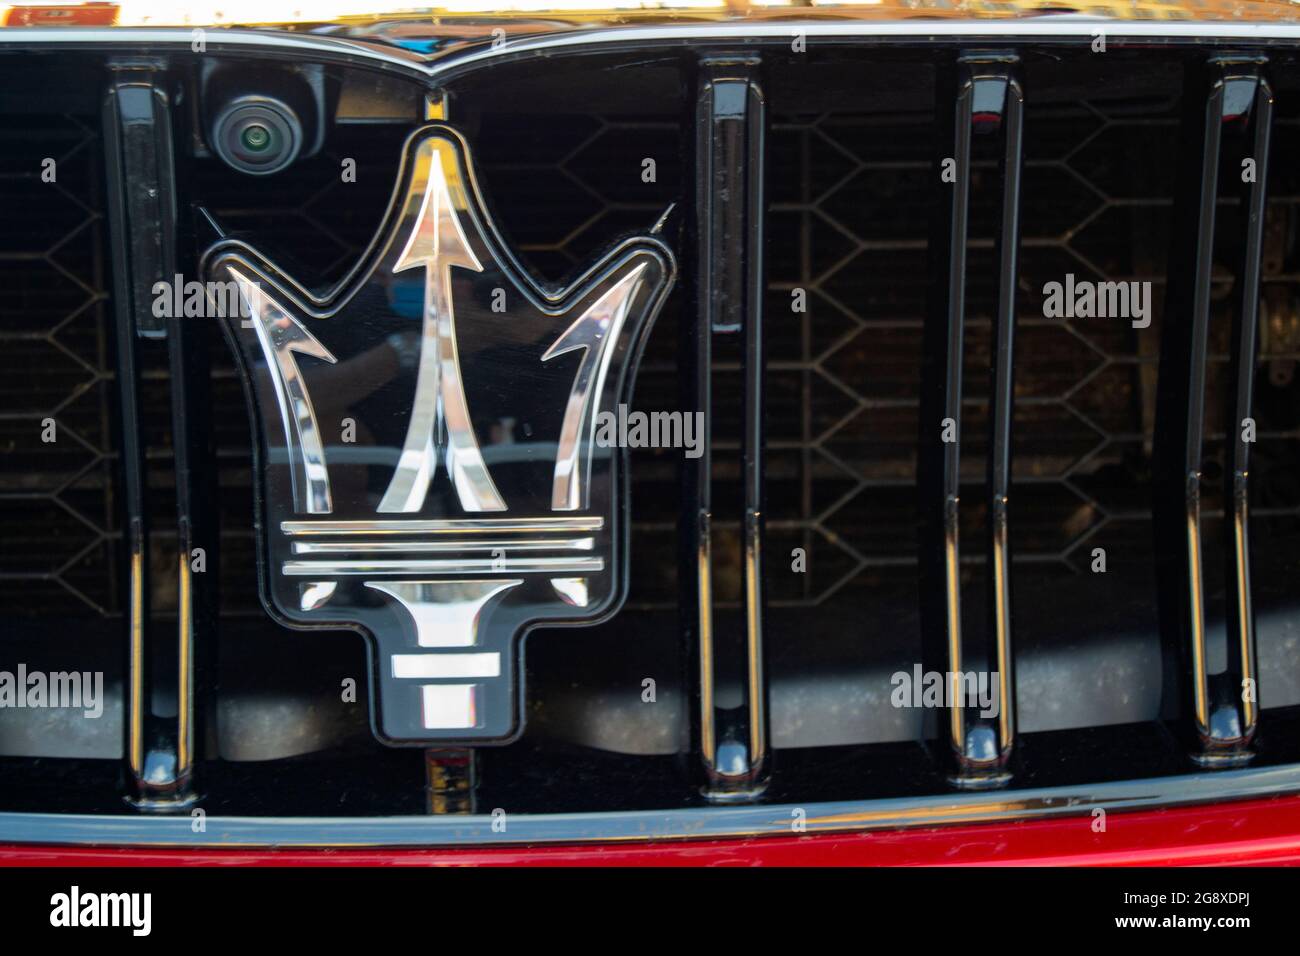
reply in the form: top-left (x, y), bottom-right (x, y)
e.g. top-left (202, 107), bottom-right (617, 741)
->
top-left (8, 96), bottom-right (1300, 626)
top-left (456, 104), bottom-right (1300, 621)
top-left (0, 114), bottom-right (118, 618)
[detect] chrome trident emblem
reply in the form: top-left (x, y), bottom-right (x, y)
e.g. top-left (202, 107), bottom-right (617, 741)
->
top-left (381, 145), bottom-right (502, 514)
top-left (203, 125), bottom-right (674, 745)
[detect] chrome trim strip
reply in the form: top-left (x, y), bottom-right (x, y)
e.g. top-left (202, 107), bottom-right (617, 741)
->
top-left (0, 28), bottom-right (430, 71)
top-left (10, 23), bottom-right (1300, 55)
top-left (286, 557), bottom-right (603, 575)
top-left (4, 763), bottom-right (1299, 848)
top-left (292, 537), bottom-right (594, 554)
top-left (430, 21), bottom-right (1300, 81)
top-left (175, 548), bottom-right (194, 780)
top-left (126, 534), bottom-right (144, 780)
top-left (8, 24), bottom-right (1300, 85)
top-left (282, 517), bottom-right (604, 535)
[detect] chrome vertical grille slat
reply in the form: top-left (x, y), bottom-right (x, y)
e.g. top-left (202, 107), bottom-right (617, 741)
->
top-left (919, 54), bottom-right (1024, 788)
top-left (103, 66), bottom-right (201, 807)
top-left (1156, 56), bottom-right (1273, 768)
top-left (685, 53), bottom-right (771, 799)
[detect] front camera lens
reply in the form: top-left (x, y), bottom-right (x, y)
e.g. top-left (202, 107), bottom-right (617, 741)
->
top-left (241, 124), bottom-right (271, 152)
top-left (212, 96), bottom-right (302, 176)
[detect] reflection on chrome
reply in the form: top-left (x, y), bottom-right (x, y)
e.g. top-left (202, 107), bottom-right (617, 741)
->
top-left (420, 683), bottom-right (478, 731)
top-left (543, 263), bottom-right (646, 511)
top-left (379, 137), bottom-right (506, 514)
top-left (232, 267), bottom-right (338, 514)
top-left (551, 577), bottom-right (590, 607)
top-left (292, 537), bottom-right (594, 553)
top-left (298, 580), bottom-right (337, 611)
top-left (365, 579), bottom-right (521, 646)
top-left (282, 516), bottom-right (604, 535)
top-left (286, 557), bottom-right (603, 575)
top-left (391, 653), bottom-right (501, 679)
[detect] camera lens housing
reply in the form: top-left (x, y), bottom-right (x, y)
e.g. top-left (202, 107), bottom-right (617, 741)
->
top-left (211, 96), bottom-right (302, 176)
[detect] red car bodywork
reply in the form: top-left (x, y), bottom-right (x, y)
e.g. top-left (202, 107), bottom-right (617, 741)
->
top-left (2, 794), bottom-right (1299, 866)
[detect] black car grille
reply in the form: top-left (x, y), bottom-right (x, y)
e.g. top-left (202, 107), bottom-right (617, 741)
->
top-left (2, 31), bottom-right (1300, 839)
top-left (0, 114), bottom-right (118, 618)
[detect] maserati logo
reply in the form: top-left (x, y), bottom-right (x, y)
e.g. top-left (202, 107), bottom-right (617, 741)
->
top-left (202, 124), bottom-right (674, 745)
